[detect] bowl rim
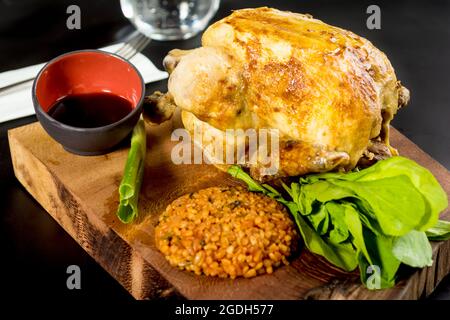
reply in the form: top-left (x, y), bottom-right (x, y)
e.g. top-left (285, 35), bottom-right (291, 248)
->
top-left (32, 49), bottom-right (145, 133)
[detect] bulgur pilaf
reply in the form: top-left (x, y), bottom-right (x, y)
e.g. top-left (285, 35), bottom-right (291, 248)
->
top-left (155, 186), bottom-right (298, 279)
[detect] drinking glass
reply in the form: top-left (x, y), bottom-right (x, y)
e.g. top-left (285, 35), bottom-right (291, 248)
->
top-left (120, 0), bottom-right (220, 40)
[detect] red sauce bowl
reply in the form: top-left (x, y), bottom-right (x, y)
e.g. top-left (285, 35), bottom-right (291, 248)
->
top-left (32, 49), bottom-right (145, 155)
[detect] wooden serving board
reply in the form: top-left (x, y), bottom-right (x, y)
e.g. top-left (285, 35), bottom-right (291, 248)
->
top-left (8, 116), bottom-right (450, 300)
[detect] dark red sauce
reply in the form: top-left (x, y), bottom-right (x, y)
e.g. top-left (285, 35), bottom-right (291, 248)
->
top-left (47, 92), bottom-right (133, 128)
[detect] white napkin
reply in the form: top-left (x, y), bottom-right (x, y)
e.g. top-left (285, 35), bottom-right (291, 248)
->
top-left (0, 43), bottom-right (168, 123)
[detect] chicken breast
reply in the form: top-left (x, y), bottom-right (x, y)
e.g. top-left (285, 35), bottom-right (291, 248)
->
top-left (144, 7), bottom-right (409, 180)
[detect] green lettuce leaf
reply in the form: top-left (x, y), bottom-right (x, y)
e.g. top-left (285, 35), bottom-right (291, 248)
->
top-left (360, 228), bottom-right (403, 289)
top-left (303, 157), bottom-right (448, 231)
top-left (289, 203), bottom-right (358, 271)
top-left (392, 230), bottom-right (433, 267)
top-left (329, 176), bottom-right (426, 236)
top-left (426, 220), bottom-right (450, 241)
top-left (326, 202), bottom-right (350, 244)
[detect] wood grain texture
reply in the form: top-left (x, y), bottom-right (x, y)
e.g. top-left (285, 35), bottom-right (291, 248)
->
top-left (8, 118), bottom-right (450, 300)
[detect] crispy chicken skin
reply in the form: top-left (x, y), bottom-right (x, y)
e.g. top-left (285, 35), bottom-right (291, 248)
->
top-left (144, 7), bottom-right (409, 179)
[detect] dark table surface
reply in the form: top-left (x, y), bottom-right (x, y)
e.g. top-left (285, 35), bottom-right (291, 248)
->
top-left (0, 0), bottom-right (449, 300)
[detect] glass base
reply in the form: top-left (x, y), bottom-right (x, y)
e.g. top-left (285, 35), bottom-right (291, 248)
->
top-left (133, 21), bottom-right (203, 41)
top-left (120, 0), bottom-right (220, 41)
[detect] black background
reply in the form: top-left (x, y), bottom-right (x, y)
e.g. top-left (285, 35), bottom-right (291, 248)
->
top-left (0, 0), bottom-right (449, 300)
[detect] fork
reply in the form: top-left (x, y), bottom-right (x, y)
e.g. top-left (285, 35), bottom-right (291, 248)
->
top-left (0, 31), bottom-right (151, 95)
top-left (114, 30), bottom-right (151, 61)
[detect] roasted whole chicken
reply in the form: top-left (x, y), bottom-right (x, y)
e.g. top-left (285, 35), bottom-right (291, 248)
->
top-left (144, 7), bottom-right (409, 180)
